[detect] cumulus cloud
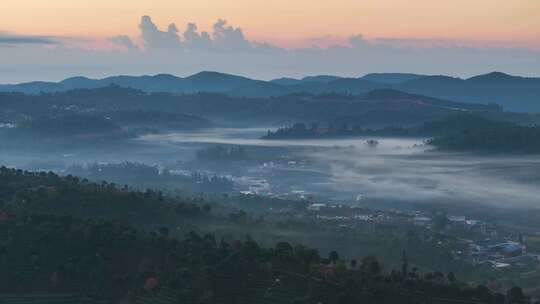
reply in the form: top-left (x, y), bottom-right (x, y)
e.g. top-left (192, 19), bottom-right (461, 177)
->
top-left (212, 19), bottom-right (252, 51)
top-left (121, 16), bottom-right (266, 52)
top-left (118, 16), bottom-right (483, 54)
top-left (2, 15), bottom-right (540, 82)
top-left (183, 22), bottom-right (212, 50)
top-left (139, 15), bottom-right (182, 49)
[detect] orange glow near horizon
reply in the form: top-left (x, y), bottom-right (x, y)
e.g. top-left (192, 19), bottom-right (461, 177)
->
top-left (2, 0), bottom-right (539, 48)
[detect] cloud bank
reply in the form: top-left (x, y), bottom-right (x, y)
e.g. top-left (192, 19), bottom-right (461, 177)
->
top-left (0, 32), bottom-right (59, 46)
top-left (307, 144), bottom-right (540, 209)
top-left (1, 15), bottom-right (539, 83)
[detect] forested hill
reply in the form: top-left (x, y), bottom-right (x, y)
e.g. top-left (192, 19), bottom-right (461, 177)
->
top-left (426, 116), bottom-right (540, 154)
top-left (8, 114), bottom-right (124, 139)
top-left (0, 167), bottom-right (529, 304)
top-left (3, 85), bottom-right (533, 129)
top-left (0, 167), bottom-right (208, 226)
top-left (264, 115), bottom-right (540, 154)
top-left (393, 72), bottom-right (540, 112)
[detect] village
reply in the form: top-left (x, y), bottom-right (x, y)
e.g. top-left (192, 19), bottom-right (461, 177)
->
top-left (301, 201), bottom-right (540, 272)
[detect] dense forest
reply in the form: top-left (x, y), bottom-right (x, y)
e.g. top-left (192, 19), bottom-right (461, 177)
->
top-left (0, 167), bottom-right (210, 227)
top-left (2, 86), bottom-right (534, 130)
top-left (426, 117), bottom-right (540, 153)
top-left (264, 115), bottom-right (540, 154)
top-left (2, 114), bottom-right (127, 142)
top-left (0, 167), bottom-right (531, 304)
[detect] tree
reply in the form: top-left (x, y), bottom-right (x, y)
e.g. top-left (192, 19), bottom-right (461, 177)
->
top-left (242, 236), bottom-right (260, 261)
top-left (401, 250), bottom-right (408, 278)
top-left (275, 242), bottom-right (293, 258)
top-left (158, 226), bottom-right (169, 237)
top-left (329, 251), bottom-right (339, 265)
top-left (361, 256), bottom-right (381, 276)
top-left (202, 203), bottom-right (212, 214)
top-left (447, 272), bottom-right (456, 283)
top-left (507, 286), bottom-right (525, 304)
top-left (433, 213), bottom-right (449, 231)
top-left (475, 285), bottom-right (492, 303)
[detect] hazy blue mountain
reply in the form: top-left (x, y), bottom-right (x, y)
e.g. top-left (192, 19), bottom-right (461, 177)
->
top-left (270, 75), bottom-right (343, 86)
top-left (363, 89), bottom-right (501, 112)
top-left (395, 72), bottom-right (540, 112)
top-left (2, 71), bottom-right (539, 112)
top-left (237, 77), bottom-right (382, 97)
top-left (270, 77), bottom-right (303, 86)
top-left (228, 81), bottom-right (292, 98)
top-left (59, 76), bottom-right (99, 88)
top-left (0, 81), bottom-right (70, 94)
top-left (0, 71), bottom-right (261, 94)
top-left (181, 71), bottom-right (263, 92)
top-left (93, 72), bottom-right (262, 93)
top-left (360, 73), bottom-right (425, 84)
top-left (314, 78), bottom-right (384, 94)
top-left (301, 75), bottom-right (343, 83)
top-left (102, 74), bottom-right (185, 92)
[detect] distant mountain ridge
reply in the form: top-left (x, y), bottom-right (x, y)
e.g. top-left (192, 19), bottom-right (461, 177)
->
top-left (393, 72), bottom-right (540, 112)
top-left (360, 73), bottom-right (425, 84)
top-left (1, 71), bottom-right (539, 112)
top-left (0, 71), bottom-right (262, 95)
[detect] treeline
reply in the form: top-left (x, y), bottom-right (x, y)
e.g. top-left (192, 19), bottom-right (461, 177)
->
top-left (0, 166), bottom-right (533, 303)
top-left (103, 109), bottom-right (213, 130)
top-left (426, 116), bottom-right (540, 153)
top-left (0, 211), bottom-right (530, 303)
top-left (263, 122), bottom-right (407, 139)
top-left (0, 114), bottom-right (130, 148)
top-left (264, 115), bottom-right (540, 154)
top-left (0, 167), bottom-right (209, 227)
top-left (13, 114), bottom-right (122, 137)
top-left (2, 85), bottom-right (534, 130)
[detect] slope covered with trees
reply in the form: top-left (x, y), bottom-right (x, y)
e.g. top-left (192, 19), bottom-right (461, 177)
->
top-left (0, 167), bottom-right (532, 303)
top-left (264, 114), bottom-right (540, 154)
top-left (427, 116), bottom-right (540, 153)
top-left (2, 86), bottom-right (528, 131)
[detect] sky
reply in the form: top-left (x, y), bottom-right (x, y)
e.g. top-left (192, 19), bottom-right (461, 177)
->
top-left (1, 0), bottom-right (539, 82)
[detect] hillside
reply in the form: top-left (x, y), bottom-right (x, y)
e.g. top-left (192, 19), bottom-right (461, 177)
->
top-left (105, 110), bottom-right (214, 130)
top-left (426, 115), bottom-right (540, 154)
top-left (2, 71), bottom-right (540, 112)
top-left (1, 86), bottom-right (526, 129)
top-left (394, 72), bottom-right (540, 112)
top-left (265, 114), bottom-right (540, 154)
top-left (360, 73), bottom-right (425, 84)
top-left (0, 71), bottom-right (262, 94)
top-left (1, 114), bottom-right (128, 146)
top-left (0, 167), bottom-right (208, 226)
top-left (0, 167), bottom-right (528, 304)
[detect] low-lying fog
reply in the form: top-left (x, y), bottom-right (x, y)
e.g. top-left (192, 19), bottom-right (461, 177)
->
top-left (3, 127), bottom-right (540, 209)
top-left (140, 128), bottom-right (540, 209)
